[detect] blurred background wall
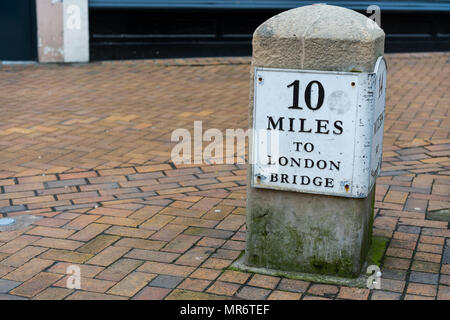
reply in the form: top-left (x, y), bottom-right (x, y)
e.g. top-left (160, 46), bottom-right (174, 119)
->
top-left (1, 0), bottom-right (449, 62)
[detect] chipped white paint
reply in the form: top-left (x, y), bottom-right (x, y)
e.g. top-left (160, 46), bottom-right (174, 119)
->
top-left (252, 56), bottom-right (387, 198)
top-left (43, 46), bottom-right (64, 57)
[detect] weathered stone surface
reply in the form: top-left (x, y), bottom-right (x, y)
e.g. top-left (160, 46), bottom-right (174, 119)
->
top-left (245, 4), bottom-right (385, 277)
top-left (251, 4), bottom-right (384, 73)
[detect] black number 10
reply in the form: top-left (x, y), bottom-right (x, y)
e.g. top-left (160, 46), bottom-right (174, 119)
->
top-left (287, 80), bottom-right (325, 111)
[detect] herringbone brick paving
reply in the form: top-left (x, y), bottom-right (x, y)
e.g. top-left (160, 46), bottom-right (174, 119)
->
top-left (0, 53), bottom-right (448, 300)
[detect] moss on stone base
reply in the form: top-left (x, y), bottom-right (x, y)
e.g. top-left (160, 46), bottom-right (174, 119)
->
top-left (309, 256), bottom-right (356, 277)
top-left (234, 234), bottom-right (389, 287)
top-left (245, 205), bottom-right (363, 278)
top-left (366, 236), bottom-right (389, 267)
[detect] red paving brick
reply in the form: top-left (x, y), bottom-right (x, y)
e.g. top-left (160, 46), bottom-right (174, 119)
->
top-left (0, 53), bottom-right (448, 300)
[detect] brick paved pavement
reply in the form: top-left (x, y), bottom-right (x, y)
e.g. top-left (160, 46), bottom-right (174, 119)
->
top-left (0, 53), bottom-right (448, 300)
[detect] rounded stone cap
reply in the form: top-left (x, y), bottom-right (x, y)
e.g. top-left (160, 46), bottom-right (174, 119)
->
top-left (252, 4), bottom-right (385, 72)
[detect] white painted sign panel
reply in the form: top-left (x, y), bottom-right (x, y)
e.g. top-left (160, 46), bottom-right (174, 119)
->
top-left (251, 56), bottom-right (387, 198)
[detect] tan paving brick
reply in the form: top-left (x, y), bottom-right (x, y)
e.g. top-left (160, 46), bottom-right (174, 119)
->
top-left (302, 295), bottom-right (331, 300)
top-left (236, 286), bottom-right (271, 299)
top-left (114, 237), bottom-right (166, 251)
top-left (386, 247), bottom-right (414, 259)
top-left (98, 168), bottom-right (136, 176)
top-left (0, 246), bottom-right (47, 268)
top-left (96, 216), bottom-right (140, 227)
top-left (414, 251), bottom-right (442, 263)
top-left (184, 227), bottom-right (234, 239)
top-left (33, 238), bottom-right (83, 250)
top-left (211, 249), bottom-right (241, 260)
top-left (383, 257), bottom-right (411, 270)
top-left (104, 225), bottom-right (154, 239)
top-left (411, 260), bottom-right (441, 273)
top-left (107, 272), bottom-right (156, 297)
top-left (54, 276), bottom-right (115, 293)
top-left (63, 214), bottom-right (100, 230)
top-left (4, 183), bottom-right (44, 193)
top-left (381, 279), bottom-right (405, 292)
top-left (96, 258), bottom-right (143, 282)
top-left (69, 223), bottom-right (110, 241)
top-left (77, 234), bottom-right (120, 254)
top-left (28, 200), bottom-right (72, 210)
top-left (135, 164), bottom-right (172, 173)
top-left (86, 246), bottom-right (130, 266)
top-left (12, 195), bottom-right (56, 205)
top-left (88, 206), bottom-right (134, 218)
top-left (420, 235), bottom-right (445, 245)
top-left (0, 265), bottom-right (15, 278)
top-left (60, 208), bottom-right (90, 216)
top-left (437, 286), bottom-right (450, 300)
top-left (206, 281), bottom-right (240, 296)
top-left (337, 287), bottom-right (370, 300)
top-left (407, 283), bottom-right (437, 297)
top-left (268, 290), bottom-right (302, 300)
top-left (307, 284), bottom-right (340, 296)
top-left (66, 291), bottom-right (127, 300)
top-left (26, 226), bottom-right (75, 239)
top-left (176, 246), bottom-right (214, 267)
top-left (133, 286), bottom-right (171, 300)
top-left (218, 270), bottom-right (251, 284)
top-left (384, 190), bottom-right (409, 204)
top-left (59, 171), bottom-right (98, 180)
top-left (417, 243), bottom-right (443, 254)
top-left (33, 287), bottom-right (73, 300)
top-left (190, 268), bottom-right (222, 281)
top-left (139, 214), bottom-right (176, 231)
top-left (403, 294), bottom-right (434, 300)
top-left (162, 234), bottom-right (200, 254)
top-left (47, 262), bottom-right (104, 278)
top-left (0, 191), bottom-right (35, 200)
top-left (165, 288), bottom-right (229, 300)
top-left (370, 291), bottom-right (401, 300)
top-left (172, 216), bottom-right (218, 228)
top-left (201, 258), bottom-right (233, 269)
top-left (4, 258), bottom-right (54, 282)
top-left (10, 272), bottom-right (62, 298)
top-left (137, 261), bottom-right (195, 277)
top-left (197, 237), bottom-right (226, 248)
top-left (215, 214), bottom-right (246, 231)
top-left (248, 274), bottom-right (280, 289)
top-left (32, 217), bottom-right (68, 228)
top-left (177, 278), bottom-right (211, 292)
top-left (125, 249), bottom-right (179, 263)
top-left (128, 205), bottom-right (163, 221)
top-left (150, 224), bottom-right (187, 242)
top-left (278, 279), bottom-right (310, 293)
top-left (0, 235), bottom-right (41, 254)
top-left (39, 249), bottom-right (93, 264)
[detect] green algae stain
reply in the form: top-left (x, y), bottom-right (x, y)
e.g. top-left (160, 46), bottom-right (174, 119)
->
top-left (427, 208), bottom-right (450, 222)
top-left (309, 256), bottom-right (356, 278)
